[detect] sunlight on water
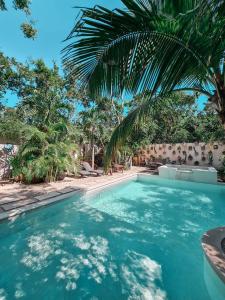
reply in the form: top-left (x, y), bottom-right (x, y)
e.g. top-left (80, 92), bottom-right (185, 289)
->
top-left (0, 177), bottom-right (225, 299)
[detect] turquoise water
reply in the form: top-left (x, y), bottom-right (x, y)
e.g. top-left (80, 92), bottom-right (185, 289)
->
top-left (1, 177), bottom-right (225, 299)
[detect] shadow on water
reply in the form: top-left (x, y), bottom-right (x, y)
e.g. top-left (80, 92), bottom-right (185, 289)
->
top-left (0, 194), bottom-right (167, 299)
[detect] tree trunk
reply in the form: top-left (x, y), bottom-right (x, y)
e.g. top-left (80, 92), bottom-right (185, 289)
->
top-left (214, 78), bottom-right (225, 130)
top-left (91, 145), bottom-right (95, 169)
top-left (221, 111), bottom-right (225, 130)
top-left (91, 130), bottom-right (95, 169)
top-left (217, 110), bottom-right (225, 130)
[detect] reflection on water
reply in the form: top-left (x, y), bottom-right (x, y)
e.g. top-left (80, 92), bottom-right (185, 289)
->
top-left (0, 178), bottom-right (225, 299)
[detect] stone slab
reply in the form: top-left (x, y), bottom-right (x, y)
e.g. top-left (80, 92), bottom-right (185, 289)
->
top-left (59, 187), bottom-right (80, 194)
top-left (0, 196), bottom-right (26, 205)
top-left (0, 212), bottom-right (9, 221)
top-left (1, 199), bottom-right (37, 211)
top-left (34, 191), bottom-right (60, 201)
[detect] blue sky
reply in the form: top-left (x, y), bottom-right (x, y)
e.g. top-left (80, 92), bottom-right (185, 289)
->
top-left (0, 0), bottom-right (121, 65)
top-left (0, 0), bottom-right (206, 108)
top-left (0, 0), bottom-right (122, 106)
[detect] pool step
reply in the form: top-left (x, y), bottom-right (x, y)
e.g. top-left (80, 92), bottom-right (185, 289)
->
top-left (176, 169), bottom-right (192, 180)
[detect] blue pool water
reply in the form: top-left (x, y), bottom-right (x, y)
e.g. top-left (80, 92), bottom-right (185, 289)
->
top-left (1, 176), bottom-right (225, 299)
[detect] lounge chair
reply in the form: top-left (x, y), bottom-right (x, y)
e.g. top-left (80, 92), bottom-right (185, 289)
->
top-left (78, 170), bottom-right (93, 178)
top-left (81, 162), bottom-right (104, 176)
top-left (113, 163), bottom-right (124, 173)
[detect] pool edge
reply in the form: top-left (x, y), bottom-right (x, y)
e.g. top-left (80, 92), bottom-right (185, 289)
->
top-left (0, 173), bottom-right (139, 223)
top-left (202, 227), bottom-right (225, 284)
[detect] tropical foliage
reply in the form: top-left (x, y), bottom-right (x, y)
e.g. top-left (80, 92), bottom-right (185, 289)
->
top-left (63, 0), bottom-right (225, 166)
top-left (0, 55), bottom-right (79, 183)
top-left (77, 97), bottom-right (125, 148)
top-left (0, 0), bottom-right (37, 38)
top-left (11, 124), bottom-right (78, 183)
top-left (128, 93), bottom-right (225, 145)
top-left (2, 0), bottom-right (225, 181)
top-left (16, 59), bottom-right (76, 127)
top-left (75, 91), bottom-right (225, 166)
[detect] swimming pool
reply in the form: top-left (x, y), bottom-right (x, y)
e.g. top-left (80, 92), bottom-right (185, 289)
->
top-left (1, 175), bottom-right (225, 299)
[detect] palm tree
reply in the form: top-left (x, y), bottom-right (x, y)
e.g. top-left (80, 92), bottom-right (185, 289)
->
top-left (11, 123), bottom-right (78, 183)
top-left (63, 0), bottom-right (225, 166)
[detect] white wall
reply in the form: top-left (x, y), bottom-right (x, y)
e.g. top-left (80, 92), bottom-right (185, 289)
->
top-left (140, 142), bottom-right (225, 169)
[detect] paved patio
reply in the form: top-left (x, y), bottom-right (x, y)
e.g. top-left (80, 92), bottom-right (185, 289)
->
top-left (0, 167), bottom-right (149, 221)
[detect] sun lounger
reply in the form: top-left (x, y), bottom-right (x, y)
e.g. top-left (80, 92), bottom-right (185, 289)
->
top-left (78, 170), bottom-right (93, 177)
top-left (81, 162), bottom-right (104, 176)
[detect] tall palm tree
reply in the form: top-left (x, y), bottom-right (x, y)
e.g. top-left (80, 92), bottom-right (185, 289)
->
top-left (63, 0), bottom-right (225, 166)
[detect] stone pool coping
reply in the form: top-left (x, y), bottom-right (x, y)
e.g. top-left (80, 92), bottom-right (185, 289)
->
top-left (202, 227), bottom-right (225, 283)
top-left (0, 167), bottom-right (147, 222)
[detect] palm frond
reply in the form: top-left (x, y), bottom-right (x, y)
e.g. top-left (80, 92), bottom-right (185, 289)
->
top-left (0, 0), bottom-right (6, 10)
top-left (104, 94), bottom-right (164, 168)
top-left (63, 0), bottom-right (224, 99)
top-left (66, 29), bottom-right (213, 98)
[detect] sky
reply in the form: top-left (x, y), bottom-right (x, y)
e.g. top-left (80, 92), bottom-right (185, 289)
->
top-left (0, 0), bottom-right (206, 108)
top-left (0, 0), bottom-right (122, 106)
top-left (0, 0), bottom-right (121, 66)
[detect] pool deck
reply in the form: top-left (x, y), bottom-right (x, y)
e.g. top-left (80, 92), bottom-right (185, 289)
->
top-left (0, 167), bottom-right (150, 221)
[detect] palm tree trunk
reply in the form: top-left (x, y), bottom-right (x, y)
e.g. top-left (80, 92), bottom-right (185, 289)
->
top-left (216, 94), bottom-right (225, 130)
top-left (219, 111), bottom-right (225, 130)
top-left (92, 145), bottom-right (95, 169)
top-left (211, 80), bottom-right (225, 130)
top-left (91, 129), bottom-right (95, 169)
